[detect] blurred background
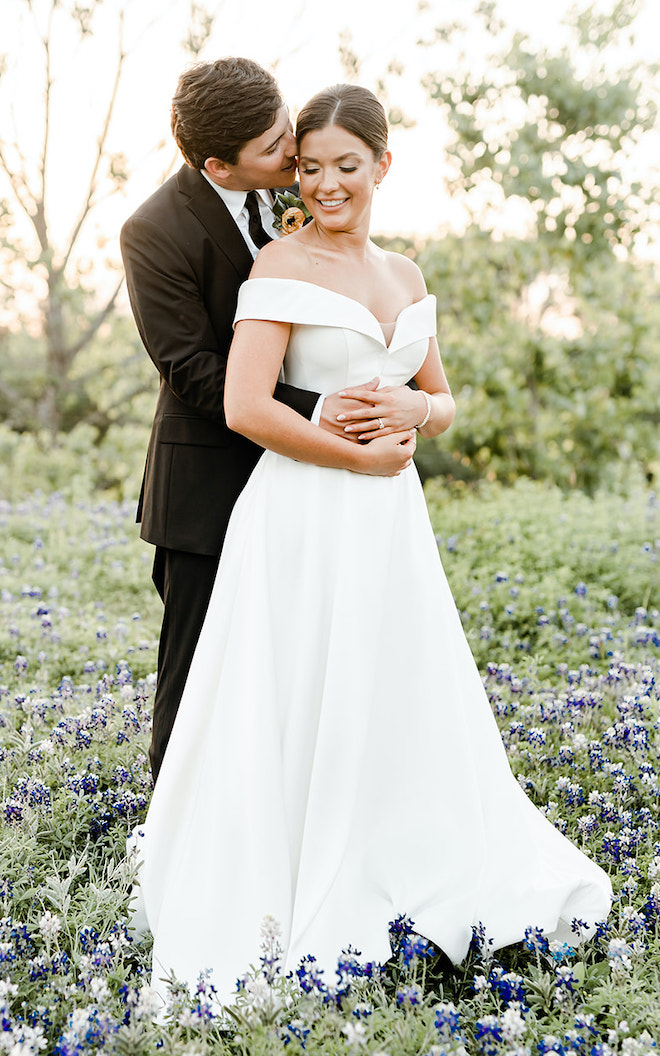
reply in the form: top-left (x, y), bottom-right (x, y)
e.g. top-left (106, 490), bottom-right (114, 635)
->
top-left (1, 0), bottom-right (659, 502)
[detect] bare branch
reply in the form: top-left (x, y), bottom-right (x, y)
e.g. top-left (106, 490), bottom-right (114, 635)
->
top-left (61, 11), bottom-right (127, 271)
top-left (65, 275), bottom-right (125, 359)
top-left (38, 1), bottom-right (56, 214)
top-left (92, 379), bottom-right (157, 418)
top-left (182, 1), bottom-right (215, 59)
top-left (0, 143), bottom-right (38, 230)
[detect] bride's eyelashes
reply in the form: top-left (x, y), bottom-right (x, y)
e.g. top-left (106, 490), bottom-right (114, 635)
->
top-left (299, 164), bottom-right (360, 175)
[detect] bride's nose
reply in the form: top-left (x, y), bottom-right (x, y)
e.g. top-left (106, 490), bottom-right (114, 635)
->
top-left (318, 169), bottom-right (339, 193)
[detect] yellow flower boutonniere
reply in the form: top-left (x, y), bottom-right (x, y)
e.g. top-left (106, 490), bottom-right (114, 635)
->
top-left (272, 191), bottom-right (311, 235)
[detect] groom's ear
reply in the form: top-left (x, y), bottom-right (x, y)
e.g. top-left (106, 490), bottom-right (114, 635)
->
top-left (204, 157), bottom-right (232, 181)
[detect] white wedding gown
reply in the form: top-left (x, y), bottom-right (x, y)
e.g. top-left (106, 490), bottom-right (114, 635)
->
top-left (135, 277), bottom-right (611, 1005)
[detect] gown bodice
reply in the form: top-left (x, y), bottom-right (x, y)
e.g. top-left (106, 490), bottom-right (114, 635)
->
top-left (234, 277), bottom-right (437, 393)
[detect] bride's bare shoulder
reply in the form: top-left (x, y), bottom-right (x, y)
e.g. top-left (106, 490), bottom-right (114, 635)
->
top-left (249, 236), bottom-right (310, 281)
top-left (380, 246), bottom-right (428, 300)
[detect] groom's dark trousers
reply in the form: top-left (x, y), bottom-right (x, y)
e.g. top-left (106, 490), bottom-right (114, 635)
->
top-left (121, 164), bottom-right (318, 781)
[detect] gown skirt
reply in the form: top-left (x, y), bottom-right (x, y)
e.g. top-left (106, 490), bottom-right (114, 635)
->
top-left (134, 278), bottom-right (612, 1004)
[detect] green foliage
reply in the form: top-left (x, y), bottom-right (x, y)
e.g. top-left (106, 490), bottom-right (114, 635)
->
top-left (0, 307), bottom-right (157, 442)
top-left (421, 0), bottom-right (659, 261)
top-left (0, 418), bottom-right (151, 502)
top-left (402, 0), bottom-right (660, 495)
top-left (425, 477), bottom-right (659, 673)
top-left (383, 230), bottom-right (660, 491)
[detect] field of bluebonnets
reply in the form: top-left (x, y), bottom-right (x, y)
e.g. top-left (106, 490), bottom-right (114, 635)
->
top-left (0, 476), bottom-right (659, 1056)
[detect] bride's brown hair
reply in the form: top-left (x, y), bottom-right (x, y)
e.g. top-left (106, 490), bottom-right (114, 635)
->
top-left (295, 84), bottom-right (388, 158)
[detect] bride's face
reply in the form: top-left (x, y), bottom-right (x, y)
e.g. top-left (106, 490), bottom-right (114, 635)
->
top-left (297, 124), bottom-right (390, 231)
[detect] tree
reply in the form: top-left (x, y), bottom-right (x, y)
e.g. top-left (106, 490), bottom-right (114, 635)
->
top-left (0, 0), bottom-right (214, 439)
top-left (390, 0), bottom-right (660, 490)
top-left (399, 230), bottom-right (660, 491)
top-left (420, 0), bottom-right (659, 265)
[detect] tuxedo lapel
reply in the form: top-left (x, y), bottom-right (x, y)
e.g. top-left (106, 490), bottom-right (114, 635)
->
top-left (175, 165), bottom-right (254, 277)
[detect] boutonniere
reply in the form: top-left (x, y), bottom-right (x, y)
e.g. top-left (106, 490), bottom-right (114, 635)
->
top-left (272, 191), bottom-right (311, 235)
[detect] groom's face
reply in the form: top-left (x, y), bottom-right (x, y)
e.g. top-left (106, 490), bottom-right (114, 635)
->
top-left (217, 105), bottom-right (297, 190)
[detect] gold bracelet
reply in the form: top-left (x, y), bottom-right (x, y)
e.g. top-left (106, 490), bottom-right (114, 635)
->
top-left (416, 391), bottom-right (432, 430)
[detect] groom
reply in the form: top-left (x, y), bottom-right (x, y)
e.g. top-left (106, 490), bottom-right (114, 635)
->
top-left (121, 58), bottom-right (415, 781)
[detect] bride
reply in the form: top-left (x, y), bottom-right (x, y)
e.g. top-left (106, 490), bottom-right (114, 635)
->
top-left (134, 84), bottom-right (612, 1005)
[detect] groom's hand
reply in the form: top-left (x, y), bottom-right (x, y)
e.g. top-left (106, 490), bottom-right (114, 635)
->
top-left (319, 377), bottom-right (379, 441)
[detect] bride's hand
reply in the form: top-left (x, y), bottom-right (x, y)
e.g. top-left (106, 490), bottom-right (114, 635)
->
top-left (319, 377), bottom-right (379, 441)
top-left (335, 384), bottom-right (428, 439)
top-left (356, 429), bottom-right (417, 476)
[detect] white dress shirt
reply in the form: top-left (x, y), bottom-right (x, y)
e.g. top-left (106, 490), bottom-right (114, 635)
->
top-left (200, 171), bottom-right (324, 425)
top-left (200, 174), bottom-right (279, 258)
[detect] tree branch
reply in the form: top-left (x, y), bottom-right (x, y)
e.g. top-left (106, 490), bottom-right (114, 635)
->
top-left (0, 143), bottom-right (38, 229)
top-left (65, 275), bottom-right (125, 359)
top-left (61, 11), bottom-right (127, 271)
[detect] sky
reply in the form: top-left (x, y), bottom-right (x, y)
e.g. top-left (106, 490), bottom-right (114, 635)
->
top-left (2, 0), bottom-right (660, 310)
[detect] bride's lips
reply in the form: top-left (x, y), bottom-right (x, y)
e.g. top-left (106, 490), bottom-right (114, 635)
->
top-left (316, 198), bottom-right (349, 210)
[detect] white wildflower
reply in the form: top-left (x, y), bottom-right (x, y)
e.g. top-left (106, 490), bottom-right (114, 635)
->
top-left (260, 915), bottom-right (282, 943)
top-left (607, 937), bottom-right (632, 976)
top-left (38, 911), bottom-right (61, 941)
top-left (245, 976), bottom-right (271, 1002)
top-left (621, 1032), bottom-right (658, 1055)
top-left (178, 1009), bottom-right (198, 1028)
top-left (0, 978), bottom-right (18, 1000)
top-left (647, 857), bottom-right (660, 879)
top-left (500, 1004), bottom-right (527, 1043)
top-left (342, 1021), bottom-right (367, 1048)
top-left (241, 974), bottom-right (281, 1017)
top-left (7, 1025), bottom-right (47, 1054)
top-left (68, 1006), bottom-right (94, 1036)
top-left (88, 976), bottom-right (110, 1004)
top-left (135, 985), bottom-right (163, 1020)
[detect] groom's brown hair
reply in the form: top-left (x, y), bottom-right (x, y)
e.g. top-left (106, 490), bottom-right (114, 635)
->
top-left (171, 57), bottom-right (283, 169)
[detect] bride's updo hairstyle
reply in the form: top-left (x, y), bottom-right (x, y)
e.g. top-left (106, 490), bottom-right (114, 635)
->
top-left (295, 84), bottom-right (388, 159)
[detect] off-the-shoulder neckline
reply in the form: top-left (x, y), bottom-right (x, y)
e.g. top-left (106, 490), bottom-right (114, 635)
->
top-left (244, 276), bottom-right (433, 327)
top-left (237, 277), bottom-right (436, 351)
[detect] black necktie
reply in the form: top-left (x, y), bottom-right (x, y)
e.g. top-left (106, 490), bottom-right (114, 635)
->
top-left (245, 191), bottom-right (273, 249)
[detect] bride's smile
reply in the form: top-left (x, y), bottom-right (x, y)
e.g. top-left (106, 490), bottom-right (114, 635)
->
top-left (298, 124), bottom-right (391, 230)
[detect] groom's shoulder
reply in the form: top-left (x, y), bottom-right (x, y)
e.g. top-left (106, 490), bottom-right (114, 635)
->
top-left (123, 165), bottom-right (202, 228)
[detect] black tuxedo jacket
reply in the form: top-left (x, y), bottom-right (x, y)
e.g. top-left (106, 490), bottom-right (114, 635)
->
top-left (120, 165), bottom-right (319, 556)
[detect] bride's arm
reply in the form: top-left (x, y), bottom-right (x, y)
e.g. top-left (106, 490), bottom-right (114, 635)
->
top-left (224, 317), bottom-right (416, 477)
top-left (411, 336), bottom-right (456, 440)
